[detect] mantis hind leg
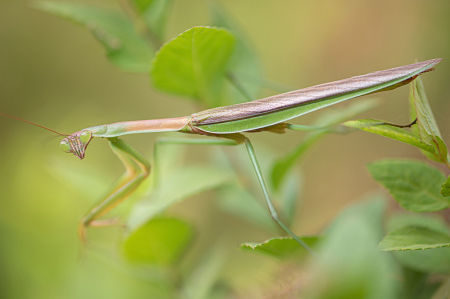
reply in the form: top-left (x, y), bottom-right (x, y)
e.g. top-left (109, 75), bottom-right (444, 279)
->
top-left (243, 137), bottom-right (316, 257)
top-left (79, 137), bottom-right (150, 241)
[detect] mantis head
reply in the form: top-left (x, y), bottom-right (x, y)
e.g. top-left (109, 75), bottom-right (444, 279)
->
top-left (60, 130), bottom-right (93, 159)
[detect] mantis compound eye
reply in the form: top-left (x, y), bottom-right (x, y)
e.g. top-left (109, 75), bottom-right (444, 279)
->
top-left (80, 130), bottom-right (92, 144)
top-left (60, 139), bottom-right (71, 153)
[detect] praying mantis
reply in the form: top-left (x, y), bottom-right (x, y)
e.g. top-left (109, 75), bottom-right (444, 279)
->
top-left (2, 58), bottom-right (442, 256)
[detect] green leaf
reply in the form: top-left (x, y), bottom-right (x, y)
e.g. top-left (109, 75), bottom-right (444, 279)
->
top-left (305, 196), bottom-right (400, 299)
top-left (379, 226), bottom-right (450, 251)
top-left (271, 99), bottom-right (378, 190)
top-left (412, 77), bottom-right (450, 164)
top-left (343, 118), bottom-right (436, 154)
top-left (367, 159), bottom-right (450, 212)
top-left (34, 1), bottom-right (154, 73)
top-left (130, 0), bottom-right (172, 39)
top-left (240, 236), bottom-right (318, 262)
top-left (122, 217), bottom-right (193, 265)
top-left (385, 215), bottom-right (450, 273)
top-left (441, 175), bottom-right (450, 197)
top-left (209, 2), bottom-right (262, 105)
top-left (150, 27), bottom-right (235, 107)
top-left (127, 165), bottom-right (234, 230)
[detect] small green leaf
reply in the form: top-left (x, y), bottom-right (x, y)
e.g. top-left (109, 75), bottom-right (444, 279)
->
top-left (34, 1), bottom-right (154, 73)
top-left (127, 165), bottom-right (233, 230)
top-left (385, 215), bottom-right (450, 273)
top-left (150, 26), bottom-right (235, 107)
top-left (343, 118), bottom-right (436, 154)
top-left (379, 226), bottom-right (450, 251)
top-left (130, 0), bottom-right (172, 39)
top-left (271, 99), bottom-right (378, 190)
top-left (442, 175), bottom-right (450, 197)
top-left (367, 159), bottom-right (450, 212)
top-left (240, 236), bottom-right (318, 262)
top-left (122, 217), bottom-right (193, 265)
top-left (412, 77), bottom-right (450, 164)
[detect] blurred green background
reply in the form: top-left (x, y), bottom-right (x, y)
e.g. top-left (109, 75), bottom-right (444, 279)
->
top-left (0, 0), bottom-right (449, 298)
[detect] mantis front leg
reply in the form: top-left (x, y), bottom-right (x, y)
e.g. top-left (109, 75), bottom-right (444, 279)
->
top-left (79, 137), bottom-right (150, 241)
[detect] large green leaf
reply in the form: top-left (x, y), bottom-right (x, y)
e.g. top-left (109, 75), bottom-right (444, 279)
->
top-left (209, 2), bottom-right (262, 105)
top-left (344, 119), bottom-right (436, 154)
top-left (150, 27), bottom-right (235, 107)
top-left (304, 197), bottom-right (400, 299)
top-left (34, 1), bottom-right (154, 73)
top-left (240, 236), bottom-right (318, 262)
top-left (271, 99), bottom-right (378, 191)
top-left (367, 159), bottom-right (450, 212)
top-left (411, 77), bottom-right (450, 164)
top-left (130, 0), bottom-right (172, 40)
top-left (127, 165), bottom-right (234, 230)
top-left (379, 226), bottom-right (450, 251)
top-left (122, 217), bottom-right (193, 265)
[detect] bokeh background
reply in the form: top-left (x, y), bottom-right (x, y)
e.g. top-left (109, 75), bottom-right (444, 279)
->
top-left (0, 0), bottom-right (449, 298)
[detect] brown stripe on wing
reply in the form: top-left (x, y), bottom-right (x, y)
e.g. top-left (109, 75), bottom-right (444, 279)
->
top-left (191, 59), bottom-right (441, 125)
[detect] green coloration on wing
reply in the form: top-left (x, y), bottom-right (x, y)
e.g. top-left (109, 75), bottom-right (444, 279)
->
top-left (378, 226), bottom-right (450, 251)
top-left (150, 27), bottom-right (235, 107)
top-left (240, 236), bottom-right (318, 262)
top-left (196, 61), bottom-right (438, 134)
top-left (367, 159), bottom-right (450, 212)
top-left (344, 118), bottom-right (436, 153)
top-left (122, 217), bottom-right (193, 265)
top-left (34, 1), bottom-right (154, 73)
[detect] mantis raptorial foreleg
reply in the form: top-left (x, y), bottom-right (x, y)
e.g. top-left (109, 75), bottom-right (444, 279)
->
top-left (79, 137), bottom-right (150, 240)
top-left (151, 135), bottom-right (315, 255)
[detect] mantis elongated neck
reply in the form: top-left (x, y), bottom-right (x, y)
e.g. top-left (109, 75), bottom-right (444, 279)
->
top-left (87, 116), bottom-right (191, 138)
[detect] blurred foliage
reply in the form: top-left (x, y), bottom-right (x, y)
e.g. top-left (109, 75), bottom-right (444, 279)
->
top-left (2, 0), bottom-right (450, 299)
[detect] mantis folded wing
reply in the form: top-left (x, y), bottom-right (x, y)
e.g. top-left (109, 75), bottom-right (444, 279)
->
top-left (7, 59), bottom-right (444, 256)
